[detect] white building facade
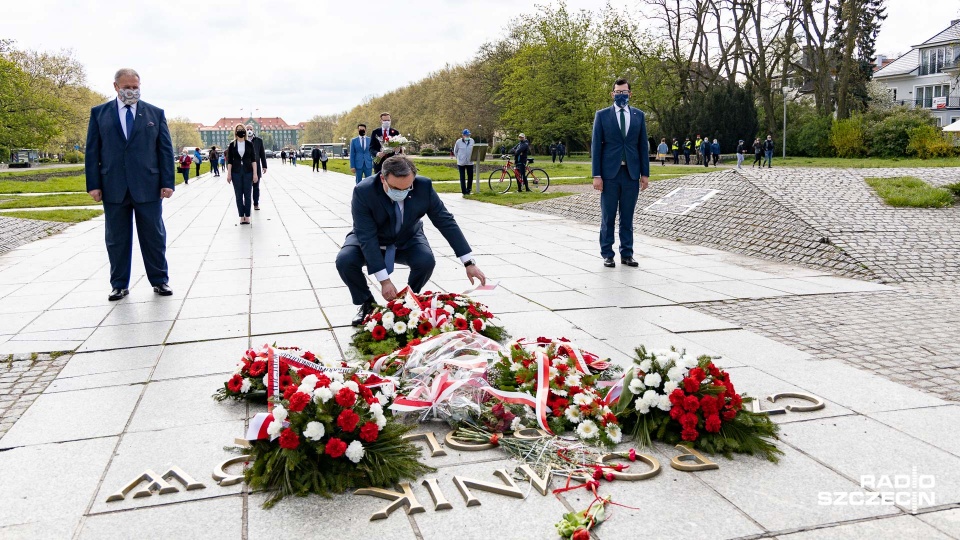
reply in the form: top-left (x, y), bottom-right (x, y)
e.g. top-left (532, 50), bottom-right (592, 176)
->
top-left (875, 20), bottom-right (960, 127)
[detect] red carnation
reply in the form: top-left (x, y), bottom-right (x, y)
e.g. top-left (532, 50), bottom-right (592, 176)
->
top-left (227, 374), bottom-right (243, 393)
top-left (248, 361), bottom-right (267, 377)
top-left (240, 360), bottom-right (250, 374)
top-left (679, 412), bottom-right (699, 429)
top-left (359, 385), bottom-right (374, 401)
top-left (337, 409), bottom-right (360, 432)
top-left (669, 407), bottom-right (684, 420)
top-left (371, 325), bottom-right (387, 341)
top-left (472, 318), bottom-right (484, 332)
top-left (484, 311), bottom-right (494, 318)
top-left (325, 437), bottom-right (347, 458)
top-left (690, 367), bottom-right (706, 383)
top-left (418, 321), bottom-right (433, 335)
top-left (682, 395), bottom-right (700, 412)
top-left (373, 312), bottom-right (383, 322)
top-left (552, 406), bottom-right (564, 417)
top-left (279, 428), bottom-right (300, 450)
top-left (359, 421), bottom-right (380, 442)
top-left (705, 414), bottom-right (722, 433)
top-left (722, 408), bottom-right (738, 421)
top-left (335, 387), bottom-right (357, 407)
top-left (699, 395), bottom-right (719, 415)
top-left (731, 393), bottom-right (743, 410)
top-left (681, 427), bottom-right (699, 441)
top-left (669, 388), bottom-right (686, 405)
top-left (303, 351), bottom-right (317, 361)
top-left (553, 375), bottom-right (565, 386)
top-left (282, 385), bottom-right (297, 400)
top-left (245, 349), bottom-right (257, 359)
top-left (288, 391), bottom-right (311, 412)
top-left (454, 318), bottom-right (469, 330)
top-left (316, 373), bottom-right (331, 388)
top-left (683, 377), bottom-right (700, 393)
top-left (409, 338), bottom-right (422, 346)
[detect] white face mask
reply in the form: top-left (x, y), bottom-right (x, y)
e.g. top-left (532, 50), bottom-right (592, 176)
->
top-left (118, 88), bottom-right (140, 106)
top-left (246, 129), bottom-right (254, 138)
top-left (382, 121), bottom-right (391, 131)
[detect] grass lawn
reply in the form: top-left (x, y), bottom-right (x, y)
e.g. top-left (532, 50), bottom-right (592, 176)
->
top-left (0, 165), bottom-right (84, 178)
top-left (3, 209), bottom-right (104, 222)
top-left (865, 177), bottom-right (955, 208)
top-left (0, 193), bottom-right (98, 209)
top-left (0, 162), bottom-right (204, 194)
top-left (779, 156), bottom-right (960, 168)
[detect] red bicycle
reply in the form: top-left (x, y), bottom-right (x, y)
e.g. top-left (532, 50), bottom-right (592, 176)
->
top-left (487, 155), bottom-right (551, 194)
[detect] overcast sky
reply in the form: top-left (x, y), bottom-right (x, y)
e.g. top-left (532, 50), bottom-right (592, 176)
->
top-left (1, 0), bottom-right (956, 126)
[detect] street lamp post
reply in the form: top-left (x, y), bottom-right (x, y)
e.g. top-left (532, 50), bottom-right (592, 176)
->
top-left (782, 87), bottom-right (788, 160)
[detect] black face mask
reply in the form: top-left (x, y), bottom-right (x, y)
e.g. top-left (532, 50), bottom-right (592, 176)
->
top-left (236, 131), bottom-right (245, 138)
top-left (359, 130), bottom-right (366, 136)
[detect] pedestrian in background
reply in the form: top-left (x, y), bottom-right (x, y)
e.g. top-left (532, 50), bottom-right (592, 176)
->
top-left (209, 146), bottom-right (220, 177)
top-left (700, 138), bottom-right (710, 168)
top-left (656, 138), bottom-right (668, 166)
top-left (683, 137), bottom-right (692, 165)
top-left (763, 135), bottom-right (775, 168)
top-left (311, 146), bottom-right (321, 171)
top-left (225, 123), bottom-right (259, 225)
top-left (511, 133), bottom-right (530, 192)
top-left (290, 150), bottom-right (297, 166)
top-left (550, 142), bottom-right (557, 163)
top-left (557, 141), bottom-right (565, 162)
top-left (349, 123), bottom-right (373, 183)
top-left (752, 138), bottom-right (763, 167)
top-left (694, 135), bottom-right (703, 165)
top-left (454, 129), bottom-right (475, 196)
top-left (178, 152), bottom-right (192, 183)
top-left (193, 147), bottom-right (203, 177)
top-left (736, 139), bottom-right (746, 169)
top-left (280, 150), bottom-right (287, 164)
top-left (671, 138), bottom-right (679, 165)
top-left (218, 152), bottom-right (225, 173)
top-left (320, 148), bottom-right (328, 171)
top-left (711, 139), bottom-right (720, 166)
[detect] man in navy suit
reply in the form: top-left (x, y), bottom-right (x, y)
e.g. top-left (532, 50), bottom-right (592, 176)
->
top-left (336, 155), bottom-right (487, 325)
top-left (85, 68), bottom-right (175, 301)
top-left (349, 123), bottom-right (373, 184)
top-left (591, 78), bottom-right (650, 268)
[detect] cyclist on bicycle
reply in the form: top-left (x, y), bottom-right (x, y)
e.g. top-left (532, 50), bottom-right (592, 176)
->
top-left (511, 133), bottom-right (531, 192)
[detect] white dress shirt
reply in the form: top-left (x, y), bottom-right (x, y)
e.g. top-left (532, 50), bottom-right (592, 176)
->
top-left (116, 97), bottom-right (138, 139)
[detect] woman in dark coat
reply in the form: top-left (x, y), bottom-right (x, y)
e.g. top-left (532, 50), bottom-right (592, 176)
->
top-left (226, 123), bottom-right (260, 225)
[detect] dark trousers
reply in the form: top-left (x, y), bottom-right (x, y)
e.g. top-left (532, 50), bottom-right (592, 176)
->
top-left (195, 162), bottom-right (201, 176)
top-left (179, 167), bottom-right (189, 182)
top-left (516, 162), bottom-right (528, 191)
top-left (336, 242), bottom-right (436, 305)
top-left (232, 168), bottom-right (253, 217)
top-left (321, 160), bottom-right (327, 171)
top-left (103, 192), bottom-right (168, 289)
top-left (713, 153), bottom-right (720, 165)
top-left (281, 156), bottom-right (286, 164)
top-left (683, 151), bottom-right (690, 165)
top-left (599, 165), bottom-right (639, 259)
top-left (703, 153), bottom-right (710, 167)
top-left (558, 154), bottom-right (564, 162)
top-left (458, 165), bottom-right (474, 194)
top-left (211, 161), bottom-right (219, 176)
top-left (753, 153), bottom-right (763, 166)
top-left (551, 153), bottom-right (556, 163)
top-left (672, 150), bottom-right (679, 164)
top-left (312, 158), bottom-right (320, 171)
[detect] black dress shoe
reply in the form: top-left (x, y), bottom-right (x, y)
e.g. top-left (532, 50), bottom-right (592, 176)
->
top-left (351, 300), bottom-right (375, 327)
top-left (603, 257), bottom-right (615, 268)
top-left (108, 288), bottom-right (129, 301)
top-left (153, 283), bottom-right (173, 296)
top-left (621, 257), bottom-right (639, 267)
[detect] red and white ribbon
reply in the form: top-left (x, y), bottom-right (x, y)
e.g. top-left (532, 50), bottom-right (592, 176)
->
top-left (246, 412), bottom-right (277, 441)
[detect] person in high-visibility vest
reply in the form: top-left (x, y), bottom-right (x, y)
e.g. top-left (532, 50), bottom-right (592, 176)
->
top-left (694, 135), bottom-right (703, 164)
top-left (671, 139), bottom-right (680, 165)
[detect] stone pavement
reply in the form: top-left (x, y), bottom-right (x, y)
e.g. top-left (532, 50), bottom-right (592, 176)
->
top-left (0, 215), bottom-right (71, 255)
top-left (0, 165), bottom-right (958, 539)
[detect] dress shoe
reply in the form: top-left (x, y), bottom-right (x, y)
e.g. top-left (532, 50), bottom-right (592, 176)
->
top-left (351, 300), bottom-right (375, 326)
top-left (603, 257), bottom-right (615, 268)
top-left (153, 283), bottom-right (173, 296)
top-left (254, 205), bottom-right (260, 211)
top-left (621, 257), bottom-right (639, 267)
top-left (108, 288), bottom-right (129, 301)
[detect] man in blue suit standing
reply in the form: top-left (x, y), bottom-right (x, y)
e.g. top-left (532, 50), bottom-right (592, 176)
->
top-left (349, 123), bottom-right (373, 184)
top-left (591, 78), bottom-right (650, 268)
top-left (85, 68), bottom-right (175, 301)
top-left (336, 155), bottom-right (487, 326)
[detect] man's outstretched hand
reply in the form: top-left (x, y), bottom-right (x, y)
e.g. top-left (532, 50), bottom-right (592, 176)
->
top-left (380, 279), bottom-right (399, 302)
top-left (466, 265), bottom-right (486, 286)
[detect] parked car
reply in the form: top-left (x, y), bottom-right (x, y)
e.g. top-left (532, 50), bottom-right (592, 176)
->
top-left (264, 150), bottom-right (275, 158)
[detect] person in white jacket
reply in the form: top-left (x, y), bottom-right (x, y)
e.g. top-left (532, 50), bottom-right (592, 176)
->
top-left (453, 129), bottom-right (475, 195)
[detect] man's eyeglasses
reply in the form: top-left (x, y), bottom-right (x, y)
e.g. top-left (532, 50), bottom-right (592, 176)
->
top-left (613, 90), bottom-right (630, 95)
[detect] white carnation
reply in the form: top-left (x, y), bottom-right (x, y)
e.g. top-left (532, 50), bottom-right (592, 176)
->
top-left (639, 359), bottom-right (653, 373)
top-left (666, 367), bottom-right (686, 382)
top-left (374, 412), bottom-right (387, 429)
top-left (345, 440), bottom-right (366, 463)
top-left (298, 375), bottom-right (318, 394)
top-left (576, 420), bottom-right (599, 439)
top-left (382, 312), bottom-right (395, 326)
top-left (606, 424), bottom-right (623, 444)
top-left (344, 380), bottom-right (360, 393)
top-left (369, 403), bottom-right (384, 416)
top-left (509, 362), bottom-right (522, 372)
top-left (240, 378), bottom-right (251, 393)
top-left (657, 395), bottom-right (673, 411)
top-left (329, 380), bottom-right (343, 393)
top-left (303, 421), bottom-right (325, 441)
top-left (266, 420), bottom-right (283, 436)
top-left (454, 312), bottom-right (466, 320)
top-left (364, 321), bottom-right (376, 332)
top-left (642, 389), bottom-right (660, 405)
top-left (262, 374), bottom-right (269, 387)
top-left (313, 387), bottom-right (333, 403)
top-left (393, 321), bottom-right (407, 334)
top-left (643, 372), bottom-right (662, 389)
top-left (667, 350), bottom-right (682, 362)
top-left (634, 397), bottom-right (651, 415)
top-left (330, 371), bottom-right (344, 383)
top-left (663, 380), bottom-right (679, 394)
top-left (628, 378), bottom-right (645, 395)
top-left (510, 416), bottom-right (524, 432)
top-left (272, 405), bottom-right (288, 423)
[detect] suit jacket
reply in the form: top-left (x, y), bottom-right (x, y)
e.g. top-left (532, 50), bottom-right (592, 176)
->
top-left (226, 140), bottom-right (257, 173)
top-left (311, 147), bottom-right (321, 160)
top-left (368, 127), bottom-right (400, 158)
top-left (512, 140), bottom-right (530, 164)
top-left (344, 174), bottom-right (471, 276)
top-left (85, 99), bottom-right (175, 204)
top-left (590, 105), bottom-right (650, 181)
top-left (250, 136), bottom-right (267, 176)
top-left (349, 137), bottom-right (373, 169)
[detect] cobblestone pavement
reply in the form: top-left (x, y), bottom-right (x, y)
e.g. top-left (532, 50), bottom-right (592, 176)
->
top-left (0, 354), bottom-right (69, 438)
top-left (0, 216), bottom-right (70, 255)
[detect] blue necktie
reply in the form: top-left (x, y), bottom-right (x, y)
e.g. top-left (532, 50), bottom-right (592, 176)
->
top-left (384, 201), bottom-right (402, 274)
top-left (124, 105), bottom-right (134, 139)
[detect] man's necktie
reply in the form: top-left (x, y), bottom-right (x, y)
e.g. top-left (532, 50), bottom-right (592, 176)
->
top-left (619, 107), bottom-right (627, 162)
top-left (384, 201), bottom-right (403, 274)
top-left (125, 105), bottom-right (134, 140)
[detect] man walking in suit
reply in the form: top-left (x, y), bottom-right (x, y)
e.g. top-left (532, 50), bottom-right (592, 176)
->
top-left (591, 77), bottom-right (649, 268)
top-left (311, 146), bottom-right (321, 172)
top-left (336, 155), bottom-right (487, 326)
top-left (369, 112), bottom-right (400, 174)
top-left (85, 68), bottom-right (174, 300)
top-left (350, 123), bottom-right (373, 184)
top-left (245, 124), bottom-right (268, 211)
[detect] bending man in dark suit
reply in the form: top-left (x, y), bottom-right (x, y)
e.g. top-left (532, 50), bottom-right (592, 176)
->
top-left (245, 124), bottom-right (268, 211)
top-left (336, 155), bottom-right (487, 326)
top-left (591, 77), bottom-right (650, 269)
top-left (85, 68), bottom-right (174, 301)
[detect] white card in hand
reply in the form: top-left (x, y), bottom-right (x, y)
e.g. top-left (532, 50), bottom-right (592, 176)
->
top-left (463, 280), bottom-right (500, 296)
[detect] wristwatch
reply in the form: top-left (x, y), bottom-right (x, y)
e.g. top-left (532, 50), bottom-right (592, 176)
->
top-left (464, 259), bottom-right (476, 268)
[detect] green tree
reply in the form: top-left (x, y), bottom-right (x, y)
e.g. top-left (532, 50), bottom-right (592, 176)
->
top-left (0, 56), bottom-right (61, 157)
top-left (659, 83), bottom-right (759, 153)
top-left (168, 117), bottom-right (201, 154)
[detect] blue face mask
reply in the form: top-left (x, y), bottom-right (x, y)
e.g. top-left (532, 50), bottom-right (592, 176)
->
top-left (614, 93), bottom-right (629, 107)
top-left (385, 185), bottom-right (411, 202)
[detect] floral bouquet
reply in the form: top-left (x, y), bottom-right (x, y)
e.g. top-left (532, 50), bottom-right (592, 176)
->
top-left (556, 497), bottom-right (610, 540)
top-left (485, 337), bottom-right (624, 447)
top-left (610, 346), bottom-right (781, 461)
top-left (243, 368), bottom-right (433, 508)
top-left (351, 289), bottom-right (508, 357)
top-left (375, 134), bottom-right (409, 165)
top-left (214, 346), bottom-right (332, 402)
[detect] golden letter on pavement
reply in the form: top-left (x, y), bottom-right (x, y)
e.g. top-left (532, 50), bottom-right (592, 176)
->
top-left (421, 478), bottom-right (453, 511)
top-left (453, 469), bottom-right (524, 507)
top-left (402, 432), bottom-right (448, 457)
top-left (355, 482), bottom-right (425, 520)
top-left (671, 444), bottom-right (719, 472)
